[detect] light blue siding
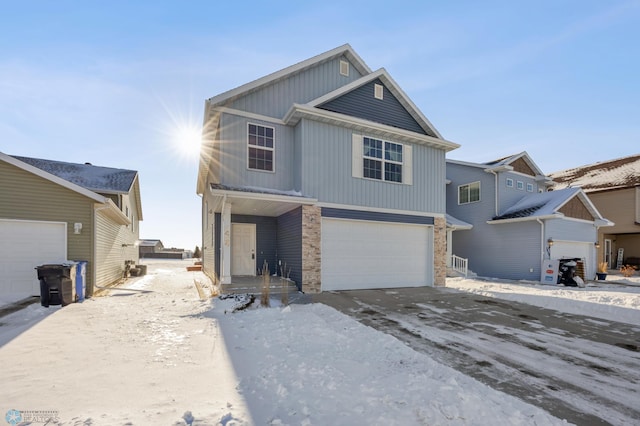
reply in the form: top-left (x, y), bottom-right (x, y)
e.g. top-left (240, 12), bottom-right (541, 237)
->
top-left (276, 207), bottom-right (302, 289)
top-left (497, 172), bottom-right (540, 214)
top-left (301, 120), bottom-right (446, 213)
top-left (218, 114), bottom-right (295, 190)
top-left (228, 56), bottom-right (364, 118)
top-left (446, 162), bottom-right (496, 223)
top-left (546, 218), bottom-right (596, 242)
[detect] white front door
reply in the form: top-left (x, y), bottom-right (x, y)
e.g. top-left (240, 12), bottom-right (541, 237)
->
top-left (231, 223), bottom-right (256, 276)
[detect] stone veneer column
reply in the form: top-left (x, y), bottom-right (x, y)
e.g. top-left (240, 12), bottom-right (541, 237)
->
top-left (301, 205), bottom-right (322, 293)
top-left (434, 216), bottom-right (447, 286)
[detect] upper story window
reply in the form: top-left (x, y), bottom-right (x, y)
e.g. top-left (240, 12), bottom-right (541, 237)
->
top-left (516, 180), bottom-right (524, 190)
top-left (459, 181), bottom-right (480, 204)
top-left (506, 178), bottom-right (514, 188)
top-left (526, 183), bottom-right (534, 192)
top-left (352, 134), bottom-right (412, 185)
top-left (247, 123), bottom-right (274, 172)
top-left (363, 137), bottom-right (402, 183)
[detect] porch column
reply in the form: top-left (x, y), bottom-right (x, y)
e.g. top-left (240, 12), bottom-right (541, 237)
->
top-left (301, 205), bottom-right (321, 293)
top-left (434, 216), bottom-right (446, 286)
top-left (220, 202), bottom-right (232, 284)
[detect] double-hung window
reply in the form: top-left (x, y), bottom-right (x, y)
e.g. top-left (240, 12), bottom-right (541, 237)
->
top-left (247, 123), bottom-right (274, 172)
top-left (363, 137), bottom-right (403, 183)
top-left (458, 181), bottom-right (480, 204)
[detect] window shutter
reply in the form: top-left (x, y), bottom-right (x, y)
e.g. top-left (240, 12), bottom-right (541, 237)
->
top-left (403, 144), bottom-right (412, 185)
top-left (352, 134), bottom-right (363, 178)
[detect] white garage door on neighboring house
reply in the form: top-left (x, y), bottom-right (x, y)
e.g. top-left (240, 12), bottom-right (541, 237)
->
top-left (0, 219), bottom-right (67, 302)
top-left (321, 218), bottom-right (433, 291)
top-left (551, 240), bottom-right (594, 280)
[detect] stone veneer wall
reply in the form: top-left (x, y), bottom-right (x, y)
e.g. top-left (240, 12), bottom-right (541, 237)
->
top-left (301, 205), bottom-right (322, 293)
top-left (434, 216), bottom-right (447, 286)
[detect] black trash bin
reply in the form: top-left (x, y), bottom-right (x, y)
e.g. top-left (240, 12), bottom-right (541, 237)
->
top-left (36, 263), bottom-right (76, 307)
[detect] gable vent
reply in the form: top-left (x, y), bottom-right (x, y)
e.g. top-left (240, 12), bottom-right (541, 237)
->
top-left (339, 60), bottom-right (349, 76)
top-left (374, 83), bottom-right (384, 100)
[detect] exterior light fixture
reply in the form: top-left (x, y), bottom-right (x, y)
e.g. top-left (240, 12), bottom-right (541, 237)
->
top-left (595, 242), bottom-right (600, 249)
top-left (547, 238), bottom-right (554, 247)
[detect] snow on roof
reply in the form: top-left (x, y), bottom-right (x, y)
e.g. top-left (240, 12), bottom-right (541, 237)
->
top-left (210, 183), bottom-right (306, 198)
top-left (446, 214), bottom-right (473, 230)
top-left (492, 187), bottom-right (582, 221)
top-left (11, 155), bottom-right (138, 194)
top-left (139, 239), bottom-right (162, 246)
top-left (550, 154), bottom-right (640, 192)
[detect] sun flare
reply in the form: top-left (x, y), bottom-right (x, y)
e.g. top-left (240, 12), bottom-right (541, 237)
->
top-left (173, 123), bottom-right (203, 159)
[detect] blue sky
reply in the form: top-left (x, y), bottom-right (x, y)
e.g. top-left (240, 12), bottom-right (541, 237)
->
top-left (1, 1), bottom-right (638, 250)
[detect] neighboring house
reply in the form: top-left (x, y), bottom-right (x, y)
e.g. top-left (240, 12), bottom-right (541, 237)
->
top-left (139, 239), bottom-right (164, 256)
top-left (139, 239), bottom-right (190, 259)
top-left (446, 152), bottom-right (612, 281)
top-left (196, 44), bottom-right (460, 292)
top-left (0, 152), bottom-right (142, 302)
top-left (550, 154), bottom-right (640, 269)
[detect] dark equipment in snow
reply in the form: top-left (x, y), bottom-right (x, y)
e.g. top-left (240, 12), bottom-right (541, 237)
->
top-left (558, 258), bottom-right (580, 287)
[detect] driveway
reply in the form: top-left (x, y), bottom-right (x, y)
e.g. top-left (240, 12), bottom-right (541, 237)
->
top-left (313, 286), bottom-right (640, 426)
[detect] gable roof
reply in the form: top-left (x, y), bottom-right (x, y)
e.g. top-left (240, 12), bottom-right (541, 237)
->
top-left (310, 68), bottom-right (441, 138)
top-left (0, 152), bottom-right (132, 225)
top-left (11, 155), bottom-right (138, 194)
top-left (489, 187), bottom-right (610, 225)
top-left (550, 153), bottom-right (640, 192)
top-left (206, 44), bottom-right (372, 108)
top-left (483, 151), bottom-right (545, 177)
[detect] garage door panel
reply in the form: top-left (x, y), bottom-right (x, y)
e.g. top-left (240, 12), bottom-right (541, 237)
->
top-left (321, 218), bottom-right (432, 291)
top-left (0, 219), bottom-right (67, 301)
top-left (551, 241), bottom-right (593, 280)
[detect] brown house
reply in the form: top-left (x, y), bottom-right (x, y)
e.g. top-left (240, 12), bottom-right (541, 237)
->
top-left (550, 154), bottom-right (640, 269)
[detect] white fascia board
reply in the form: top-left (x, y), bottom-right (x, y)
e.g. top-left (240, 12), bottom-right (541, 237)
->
top-left (96, 199), bottom-right (131, 225)
top-left (446, 158), bottom-right (489, 169)
top-left (205, 44), bottom-right (371, 108)
top-left (215, 107), bottom-right (286, 126)
top-left (283, 104), bottom-right (460, 152)
top-left (1, 151), bottom-right (106, 203)
top-left (209, 186), bottom-right (317, 205)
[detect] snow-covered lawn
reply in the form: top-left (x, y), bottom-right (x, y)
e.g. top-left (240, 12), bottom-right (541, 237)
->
top-left (1, 260), bottom-right (638, 425)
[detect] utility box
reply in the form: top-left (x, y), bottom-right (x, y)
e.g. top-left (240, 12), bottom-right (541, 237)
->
top-left (36, 263), bottom-right (76, 307)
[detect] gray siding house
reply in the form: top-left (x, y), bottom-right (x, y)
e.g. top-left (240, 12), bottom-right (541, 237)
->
top-left (446, 152), bottom-right (611, 281)
top-left (197, 44), bottom-right (460, 292)
top-left (0, 153), bottom-right (142, 302)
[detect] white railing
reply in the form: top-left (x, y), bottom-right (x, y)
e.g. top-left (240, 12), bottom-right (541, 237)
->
top-left (451, 254), bottom-right (468, 277)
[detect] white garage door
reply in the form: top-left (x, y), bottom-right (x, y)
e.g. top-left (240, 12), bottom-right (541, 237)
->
top-left (321, 218), bottom-right (432, 291)
top-left (551, 241), bottom-right (594, 280)
top-left (0, 219), bottom-right (67, 301)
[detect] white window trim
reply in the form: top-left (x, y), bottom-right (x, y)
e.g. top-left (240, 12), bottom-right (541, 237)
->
top-left (247, 122), bottom-right (275, 173)
top-left (352, 134), bottom-right (412, 185)
top-left (458, 181), bottom-right (481, 205)
top-left (526, 183), bottom-right (534, 192)
top-left (340, 60), bottom-right (349, 76)
top-left (516, 180), bottom-right (524, 190)
top-left (506, 178), bottom-right (514, 188)
top-left (374, 84), bottom-right (384, 100)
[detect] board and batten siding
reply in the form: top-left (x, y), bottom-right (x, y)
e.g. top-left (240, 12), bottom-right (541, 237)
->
top-left (202, 196), bottom-right (216, 282)
top-left (228, 56), bottom-right (364, 118)
top-left (218, 114), bottom-right (295, 191)
top-left (0, 160), bottom-right (95, 290)
top-left (318, 79), bottom-right (430, 136)
top-left (300, 120), bottom-right (446, 213)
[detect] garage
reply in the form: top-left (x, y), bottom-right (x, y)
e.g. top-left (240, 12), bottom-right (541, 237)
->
top-left (321, 218), bottom-right (433, 291)
top-left (0, 219), bottom-right (67, 302)
top-left (551, 240), bottom-right (594, 280)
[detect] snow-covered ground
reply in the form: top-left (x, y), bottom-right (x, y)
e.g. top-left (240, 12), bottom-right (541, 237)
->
top-left (0, 260), bottom-right (638, 425)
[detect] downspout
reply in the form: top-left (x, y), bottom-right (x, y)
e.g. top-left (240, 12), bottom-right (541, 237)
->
top-left (536, 218), bottom-right (545, 264)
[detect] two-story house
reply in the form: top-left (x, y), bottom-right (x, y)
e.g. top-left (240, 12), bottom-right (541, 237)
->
top-left (550, 154), bottom-right (640, 269)
top-left (0, 152), bottom-right (142, 302)
top-left (446, 152), bottom-right (611, 282)
top-left (196, 44), bottom-right (460, 293)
